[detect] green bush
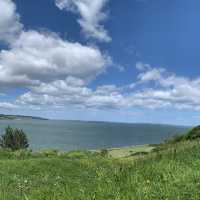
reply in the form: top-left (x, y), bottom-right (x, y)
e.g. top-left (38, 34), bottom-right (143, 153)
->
top-left (163, 126), bottom-right (200, 145)
top-left (0, 126), bottom-right (29, 151)
top-left (184, 125), bottom-right (200, 140)
top-left (13, 149), bottom-right (32, 159)
top-left (99, 149), bottom-right (109, 157)
top-left (39, 149), bottom-right (59, 157)
top-left (164, 134), bottom-right (184, 144)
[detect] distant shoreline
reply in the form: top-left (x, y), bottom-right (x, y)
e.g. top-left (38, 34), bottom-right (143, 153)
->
top-left (0, 115), bottom-right (192, 127)
top-left (47, 119), bottom-right (191, 128)
top-left (0, 114), bottom-right (48, 121)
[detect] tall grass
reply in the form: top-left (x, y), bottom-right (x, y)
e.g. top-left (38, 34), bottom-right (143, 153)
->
top-left (0, 140), bottom-right (200, 199)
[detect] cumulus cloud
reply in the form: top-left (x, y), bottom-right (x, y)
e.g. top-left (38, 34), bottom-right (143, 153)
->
top-left (55, 0), bottom-right (111, 42)
top-left (138, 68), bottom-right (165, 83)
top-left (1, 0), bottom-right (200, 114)
top-left (18, 78), bottom-right (124, 109)
top-left (0, 102), bottom-right (18, 109)
top-left (0, 0), bottom-right (111, 109)
top-left (0, 0), bottom-right (22, 43)
top-left (16, 62), bottom-right (200, 111)
top-left (0, 30), bottom-right (111, 87)
top-left (136, 62), bottom-right (150, 71)
top-left (132, 63), bottom-right (200, 110)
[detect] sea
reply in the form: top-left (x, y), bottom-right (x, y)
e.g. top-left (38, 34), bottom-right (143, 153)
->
top-left (0, 120), bottom-right (189, 151)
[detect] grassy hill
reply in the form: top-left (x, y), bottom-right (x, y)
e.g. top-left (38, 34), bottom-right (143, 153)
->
top-left (0, 127), bottom-right (200, 199)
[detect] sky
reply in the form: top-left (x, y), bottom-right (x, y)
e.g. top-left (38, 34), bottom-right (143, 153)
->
top-left (0, 0), bottom-right (200, 126)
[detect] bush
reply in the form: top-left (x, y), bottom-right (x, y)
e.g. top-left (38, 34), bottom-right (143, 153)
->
top-left (39, 149), bottom-right (59, 157)
top-left (164, 134), bottom-right (184, 144)
top-left (184, 126), bottom-right (200, 140)
top-left (99, 149), bottom-right (109, 157)
top-left (0, 126), bottom-right (29, 151)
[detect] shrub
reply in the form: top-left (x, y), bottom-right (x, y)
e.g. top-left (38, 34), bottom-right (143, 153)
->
top-left (13, 149), bottom-right (32, 159)
top-left (100, 149), bottom-right (109, 157)
top-left (130, 151), bottom-right (149, 157)
top-left (0, 126), bottom-right (29, 151)
top-left (184, 126), bottom-right (200, 140)
top-left (39, 149), bottom-right (59, 157)
top-left (164, 134), bottom-right (184, 144)
top-left (66, 151), bottom-right (90, 159)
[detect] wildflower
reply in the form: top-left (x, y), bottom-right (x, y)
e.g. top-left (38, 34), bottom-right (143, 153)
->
top-left (146, 179), bottom-right (150, 184)
top-left (56, 176), bottom-right (61, 180)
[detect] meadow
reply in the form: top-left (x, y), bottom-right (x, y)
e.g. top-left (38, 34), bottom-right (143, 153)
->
top-left (0, 135), bottom-right (200, 199)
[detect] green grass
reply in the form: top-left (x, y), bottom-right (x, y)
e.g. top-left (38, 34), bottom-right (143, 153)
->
top-left (102, 144), bottom-right (154, 158)
top-left (0, 140), bottom-right (200, 199)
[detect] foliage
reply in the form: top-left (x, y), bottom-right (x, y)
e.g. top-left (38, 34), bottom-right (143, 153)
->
top-left (164, 134), bottom-right (184, 144)
top-left (0, 126), bottom-right (29, 151)
top-left (184, 125), bottom-right (200, 140)
top-left (39, 149), bottom-right (59, 157)
top-left (99, 149), bottom-right (109, 157)
top-left (163, 126), bottom-right (200, 146)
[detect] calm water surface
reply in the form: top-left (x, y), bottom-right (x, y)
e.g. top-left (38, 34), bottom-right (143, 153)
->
top-left (0, 120), bottom-right (189, 151)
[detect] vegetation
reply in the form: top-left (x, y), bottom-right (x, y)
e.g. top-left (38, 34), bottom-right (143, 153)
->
top-left (109, 144), bottom-right (154, 158)
top-left (0, 126), bottom-right (29, 151)
top-left (163, 125), bottom-right (200, 145)
top-left (184, 125), bottom-right (200, 140)
top-left (0, 126), bottom-right (199, 199)
top-left (0, 114), bottom-right (47, 120)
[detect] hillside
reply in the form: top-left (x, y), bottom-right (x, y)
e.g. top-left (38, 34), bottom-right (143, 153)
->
top-left (0, 114), bottom-right (48, 120)
top-left (0, 126), bottom-right (200, 199)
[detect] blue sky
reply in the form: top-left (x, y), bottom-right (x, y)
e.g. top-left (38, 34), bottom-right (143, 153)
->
top-left (0, 0), bottom-right (200, 126)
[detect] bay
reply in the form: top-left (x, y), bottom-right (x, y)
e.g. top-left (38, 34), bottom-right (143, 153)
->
top-left (0, 120), bottom-right (189, 151)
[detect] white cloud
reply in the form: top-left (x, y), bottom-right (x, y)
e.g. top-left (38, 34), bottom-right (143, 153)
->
top-left (0, 30), bottom-right (111, 86)
top-left (0, 0), bottom-right (113, 110)
top-left (55, 0), bottom-right (111, 42)
top-left (17, 78), bottom-right (124, 109)
top-left (133, 63), bottom-right (200, 110)
top-left (0, 0), bottom-right (22, 43)
top-left (1, 0), bottom-right (200, 115)
top-left (16, 62), bottom-right (200, 112)
top-left (17, 78), bottom-right (123, 109)
top-left (0, 102), bottom-right (18, 109)
top-left (136, 62), bottom-right (150, 71)
top-left (138, 68), bottom-right (165, 82)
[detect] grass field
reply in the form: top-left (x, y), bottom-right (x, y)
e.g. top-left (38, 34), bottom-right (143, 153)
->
top-left (106, 144), bottom-right (155, 158)
top-left (0, 139), bottom-right (200, 199)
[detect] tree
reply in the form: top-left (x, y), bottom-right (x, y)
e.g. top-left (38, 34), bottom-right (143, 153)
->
top-left (0, 126), bottom-right (29, 151)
